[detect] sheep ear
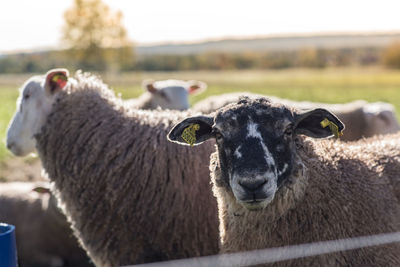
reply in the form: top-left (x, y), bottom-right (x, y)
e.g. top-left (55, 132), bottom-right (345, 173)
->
top-left (187, 80), bottom-right (207, 95)
top-left (294, 108), bottom-right (345, 138)
top-left (168, 116), bottom-right (214, 146)
top-left (142, 79), bottom-right (157, 94)
top-left (44, 68), bottom-right (69, 95)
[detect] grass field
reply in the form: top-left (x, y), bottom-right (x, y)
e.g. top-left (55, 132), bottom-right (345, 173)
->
top-left (1, 67), bottom-right (400, 163)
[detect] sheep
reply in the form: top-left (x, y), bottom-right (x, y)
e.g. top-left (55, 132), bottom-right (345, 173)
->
top-left (192, 92), bottom-right (400, 141)
top-left (125, 79), bottom-right (207, 110)
top-left (6, 69), bottom-right (219, 266)
top-left (1, 77), bottom-right (206, 266)
top-left (168, 97), bottom-right (400, 266)
top-left (0, 182), bottom-right (91, 267)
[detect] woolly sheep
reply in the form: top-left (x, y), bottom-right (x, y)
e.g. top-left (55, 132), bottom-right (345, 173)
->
top-left (6, 69), bottom-right (219, 266)
top-left (169, 97), bottom-right (400, 266)
top-left (192, 92), bottom-right (400, 141)
top-left (125, 79), bottom-right (207, 110)
top-left (0, 182), bottom-right (91, 267)
top-left (2, 76), bottom-right (206, 267)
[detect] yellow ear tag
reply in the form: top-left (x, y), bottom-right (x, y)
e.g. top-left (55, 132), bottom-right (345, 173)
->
top-left (320, 118), bottom-right (343, 138)
top-left (52, 74), bottom-right (67, 81)
top-left (52, 74), bottom-right (68, 88)
top-left (181, 124), bottom-right (200, 146)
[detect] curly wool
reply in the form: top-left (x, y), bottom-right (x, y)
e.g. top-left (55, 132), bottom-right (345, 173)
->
top-left (211, 134), bottom-right (400, 266)
top-left (35, 72), bottom-right (219, 266)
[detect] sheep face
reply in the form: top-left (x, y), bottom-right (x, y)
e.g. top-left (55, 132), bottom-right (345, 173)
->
top-left (168, 97), bottom-right (344, 210)
top-left (148, 85), bottom-right (191, 110)
top-left (6, 69), bottom-right (69, 156)
top-left (144, 79), bottom-right (207, 110)
top-left (213, 102), bottom-right (295, 210)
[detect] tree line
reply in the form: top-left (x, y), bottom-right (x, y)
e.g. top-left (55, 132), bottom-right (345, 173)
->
top-left (2, 0), bottom-right (400, 74)
top-left (1, 45), bottom-right (398, 73)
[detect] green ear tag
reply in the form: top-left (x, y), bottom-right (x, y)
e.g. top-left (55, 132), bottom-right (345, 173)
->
top-left (320, 118), bottom-right (343, 138)
top-left (181, 124), bottom-right (200, 146)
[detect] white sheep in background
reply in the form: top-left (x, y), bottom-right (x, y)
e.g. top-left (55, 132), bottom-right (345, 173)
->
top-left (0, 182), bottom-right (91, 267)
top-left (192, 92), bottom-right (400, 141)
top-left (6, 69), bottom-right (219, 266)
top-left (361, 101), bottom-right (400, 137)
top-left (169, 97), bottom-right (400, 266)
top-left (125, 79), bottom-right (207, 110)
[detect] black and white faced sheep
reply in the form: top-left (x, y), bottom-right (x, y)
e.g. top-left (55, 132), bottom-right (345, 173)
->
top-left (126, 79), bottom-right (207, 110)
top-left (0, 182), bottom-right (92, 267)
top-left (169, 97), bottom-right (400, 266)
top-left (192, 92), bottom-right (400, 141)
top-left (6, 69), bottom-right (219, 266)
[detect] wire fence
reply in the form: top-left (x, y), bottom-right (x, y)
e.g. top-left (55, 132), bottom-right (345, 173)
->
top-left (128, 231), bottom-right (400, 267)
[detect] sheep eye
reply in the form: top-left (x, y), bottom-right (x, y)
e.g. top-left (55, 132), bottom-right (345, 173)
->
top-left (212, 129), bottom-right (223, 140)
top-left (284, 126), bottom-right (293, 136)
top-left (213, 130), bottom-right (224, 141)
top-left (23, 93), bottom-right (30, 100)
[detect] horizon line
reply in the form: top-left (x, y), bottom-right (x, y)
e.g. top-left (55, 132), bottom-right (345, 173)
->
top-left (136, 29), bottom-right (400, 47)
top-left (2, 29), bottom-right (400, 55)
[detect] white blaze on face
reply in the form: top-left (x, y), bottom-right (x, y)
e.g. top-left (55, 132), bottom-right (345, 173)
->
top-left (235, 121), bottom-right (278, 200)
top-left (6, 77), bottom-right (56, 156)
top-left (234, 145), bottom-right (242, 159)
top-left (278, 163), bottom-right (288, 176)
top-left (246, 122), bottom-right (276, 169)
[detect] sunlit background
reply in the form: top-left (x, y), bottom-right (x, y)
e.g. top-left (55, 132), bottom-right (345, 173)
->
top-left (1, 1), bottom-right (400, 162)
top-left (2, 0), bottom-right (400, 52)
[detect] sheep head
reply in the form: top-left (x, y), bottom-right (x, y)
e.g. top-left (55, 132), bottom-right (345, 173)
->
top-left (168, 97), bottom-right (344, 210)
top-left (142, 79), bottom-right (207, 110)
top-left (6, 68), bottom-right (69, 156)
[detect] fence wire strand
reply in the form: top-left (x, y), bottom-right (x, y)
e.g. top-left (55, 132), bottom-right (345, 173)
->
top-left (129, 231), bottom-right (400, 267)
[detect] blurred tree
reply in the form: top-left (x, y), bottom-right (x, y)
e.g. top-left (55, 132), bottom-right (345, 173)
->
top-left (296, 48), bottom-right (326, 68)
top-left (382, 42), bottom-right (400, 69)
top-left (233, 52), bottom-right (257, 69)
top-left (62, 0), bottom-right (134, 71)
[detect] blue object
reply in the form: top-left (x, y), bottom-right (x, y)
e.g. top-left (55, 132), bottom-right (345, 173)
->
top-left (0, 223), bottom-right (17, 267)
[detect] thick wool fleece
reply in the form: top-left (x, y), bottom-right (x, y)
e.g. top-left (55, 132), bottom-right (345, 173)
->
top-left (211, 133), bottom-right (400, 267)
top-left (35, 72), bottom-right (218, 266)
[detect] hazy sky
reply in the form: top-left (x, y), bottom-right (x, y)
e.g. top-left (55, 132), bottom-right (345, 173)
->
top-left (1, 0), bottom-right (400, 53)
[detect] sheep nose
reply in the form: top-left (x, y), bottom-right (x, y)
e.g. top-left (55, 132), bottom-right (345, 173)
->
top-left (6, 142), bottom-right (15, 150)
top-left (239, 179), bottom-right (267, 192)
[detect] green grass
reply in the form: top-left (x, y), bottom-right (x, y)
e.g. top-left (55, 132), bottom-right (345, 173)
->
top-left (1, 67), bottom-right (400, 162)
top-left (108, 68), bottom-right (400, 115)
